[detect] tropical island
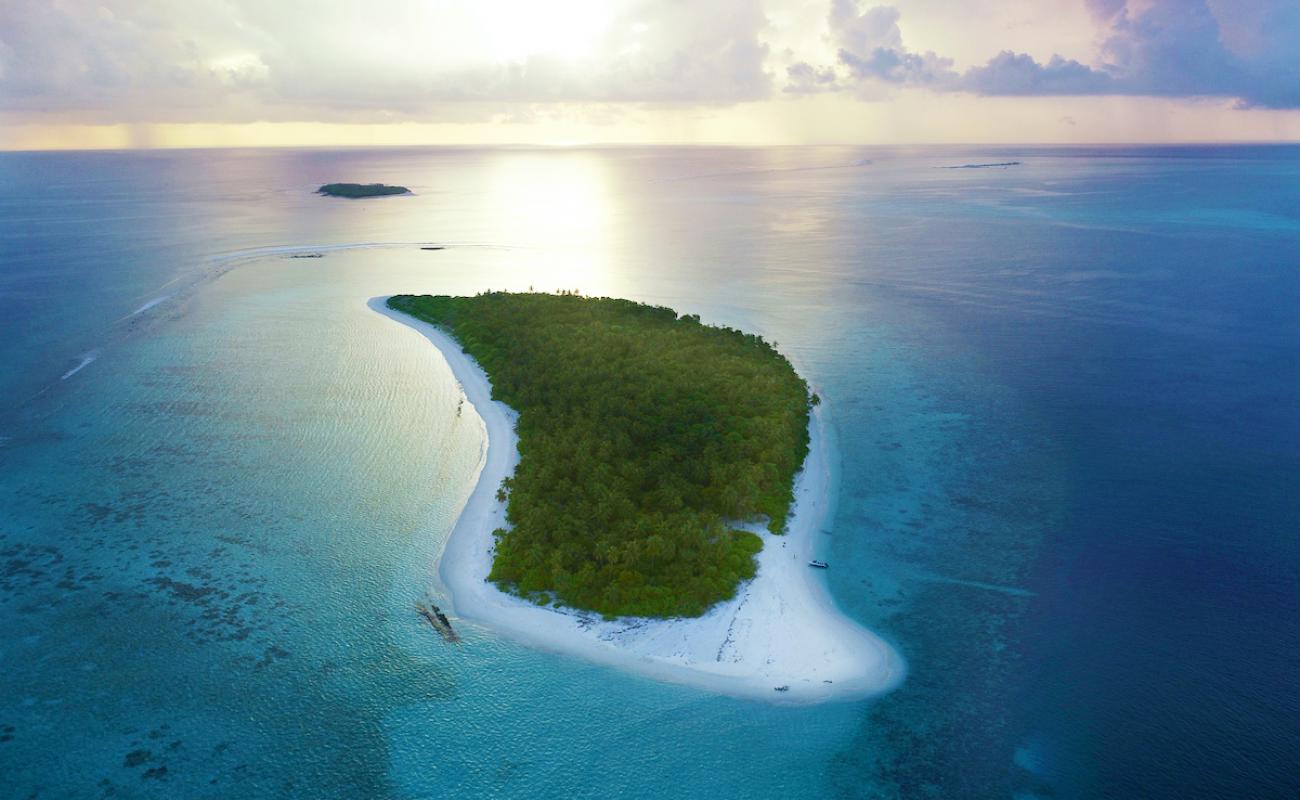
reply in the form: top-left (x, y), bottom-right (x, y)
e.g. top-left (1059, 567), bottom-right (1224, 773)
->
top-left (317, 182), bottom-right (410, 198)
top-left (374, 292), bottom-right (902, 701)
top-left (388, 291), bottom-right (812, 617)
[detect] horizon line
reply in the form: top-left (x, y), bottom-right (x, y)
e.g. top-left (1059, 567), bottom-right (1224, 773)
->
top-left (5, 139), bottom-right (1300, 155)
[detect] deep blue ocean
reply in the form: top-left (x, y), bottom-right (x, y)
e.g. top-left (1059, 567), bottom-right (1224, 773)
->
top-left (1, 145), bottom-right (1296, 799)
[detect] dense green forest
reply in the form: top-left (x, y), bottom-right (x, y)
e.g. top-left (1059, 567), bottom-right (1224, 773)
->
top-left (317, 183), bottom-right (409, 198)
top-left (389, 292), bottom-right (813, 618)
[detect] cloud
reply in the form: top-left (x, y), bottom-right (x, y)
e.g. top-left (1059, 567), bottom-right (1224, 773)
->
top-left (1084, 0), bottom-right (1127, 22)
top-left (0, 0), bottom-right (773, 122)
top-left (961, 52), bottom-right (1111, 96)
top-left (1096, 0), bottom-right (1242, 98)
top-left (827, 2), bottom-right (957, 90)
top-left (1098, 0), bottom-right (1300, 109)
top-left (827, 1), bottom-right (903, 55)
top-left (4, 0), bottom-right (1300, 126)
top-left (838, 46), bottom-right (956, 88)
top-left (799, 0), bottom-right (1300, 109)
top-left (784, 62), bottom-right (840, 94)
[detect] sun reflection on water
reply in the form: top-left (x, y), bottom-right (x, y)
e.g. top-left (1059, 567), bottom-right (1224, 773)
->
top-left (480, 152), bottom-right (621, 296)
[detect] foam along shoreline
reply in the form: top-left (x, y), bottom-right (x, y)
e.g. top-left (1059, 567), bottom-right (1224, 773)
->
top-left (371, 297), bottom-right (905, 703)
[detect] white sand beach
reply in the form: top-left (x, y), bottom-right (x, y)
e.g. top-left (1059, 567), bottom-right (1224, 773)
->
top-left (373, 297), bottom-right (904, 703)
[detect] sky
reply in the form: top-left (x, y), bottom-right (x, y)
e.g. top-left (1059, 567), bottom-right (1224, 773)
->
top-left (2, 0), bottom-right (1300, 149)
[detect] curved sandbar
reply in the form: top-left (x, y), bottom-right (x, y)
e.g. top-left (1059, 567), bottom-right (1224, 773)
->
top-left (371, 296), bottom-right (904, 703)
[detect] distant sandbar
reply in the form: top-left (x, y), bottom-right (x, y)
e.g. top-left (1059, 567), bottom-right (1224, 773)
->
top-left (317, 183), bottom-right (410, 198)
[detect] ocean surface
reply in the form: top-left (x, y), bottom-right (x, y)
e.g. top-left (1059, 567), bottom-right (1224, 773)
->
top-left (0, 145), bottom-right (1296, 799)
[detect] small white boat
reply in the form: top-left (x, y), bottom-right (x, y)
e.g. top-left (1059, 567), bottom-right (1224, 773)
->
top-left (808, 560), bottom-right (829, 569)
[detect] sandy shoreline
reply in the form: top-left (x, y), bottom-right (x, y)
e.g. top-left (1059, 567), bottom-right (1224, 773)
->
top-left (372, 296), bottom-right (904, 703)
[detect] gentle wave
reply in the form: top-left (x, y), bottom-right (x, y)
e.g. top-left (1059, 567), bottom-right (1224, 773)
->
top-left (130, 295), bottom-right (170, 316)
top-left (61, 350), bottom-right (100, 380)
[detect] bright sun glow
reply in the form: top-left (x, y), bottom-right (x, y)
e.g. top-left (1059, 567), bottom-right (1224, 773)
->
top-left (475, 0), bottom-right (618, 62)
top-left (481, 153), bottom-right (618, 295)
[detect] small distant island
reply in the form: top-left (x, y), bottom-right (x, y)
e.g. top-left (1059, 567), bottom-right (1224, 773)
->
top-left (388, 292), bottom-right (812, 618)
top-left (942, 161), bottom-right (1022, 169)
top-left (317, 182), bottom-right (410, 198)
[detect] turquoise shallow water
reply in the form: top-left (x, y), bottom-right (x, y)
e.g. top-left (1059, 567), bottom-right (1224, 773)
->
top-left (1, 146), bottom-right (1297, 798)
